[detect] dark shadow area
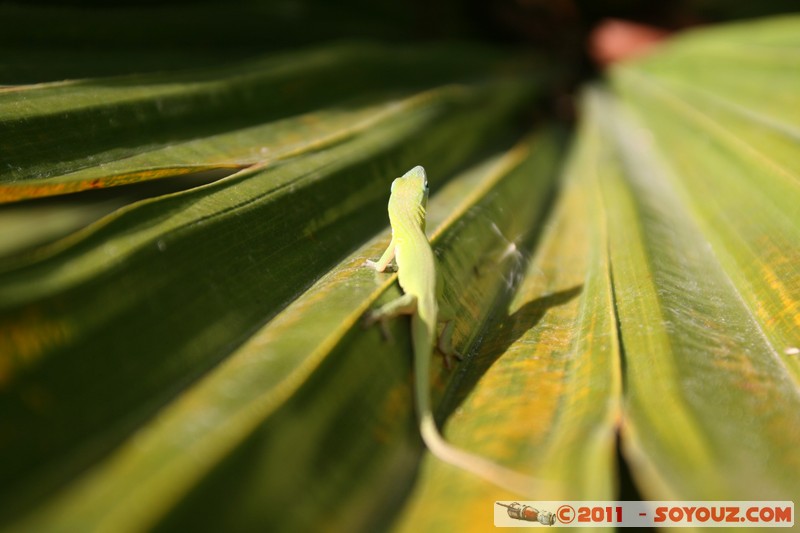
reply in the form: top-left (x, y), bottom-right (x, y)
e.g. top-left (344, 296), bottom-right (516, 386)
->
top-left (445, 285), bottom-right (584, 414)
top-left (616, 433), bottom-right (655, 532)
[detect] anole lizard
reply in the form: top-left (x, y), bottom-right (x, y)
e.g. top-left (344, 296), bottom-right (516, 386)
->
top-left (364, 165), bottom-right (541, 495)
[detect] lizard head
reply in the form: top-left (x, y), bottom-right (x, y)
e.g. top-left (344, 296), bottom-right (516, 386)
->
top-left (390, 165), bottom-right (429, 206)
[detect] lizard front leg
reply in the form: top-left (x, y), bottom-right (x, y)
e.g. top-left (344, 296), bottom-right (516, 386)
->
top-left (364, 236), bottom-right (397, 272)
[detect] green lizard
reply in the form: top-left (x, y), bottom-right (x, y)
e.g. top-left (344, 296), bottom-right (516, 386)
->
top-left (364, 165), bottom-right (541, 494)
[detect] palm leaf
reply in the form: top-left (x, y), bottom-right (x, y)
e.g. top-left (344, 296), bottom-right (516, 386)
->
top-left (1, 8), bottom-right (799, 533)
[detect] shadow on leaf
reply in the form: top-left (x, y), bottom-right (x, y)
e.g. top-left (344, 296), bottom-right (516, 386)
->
top-left (443, 284), bottom-right (584, 417)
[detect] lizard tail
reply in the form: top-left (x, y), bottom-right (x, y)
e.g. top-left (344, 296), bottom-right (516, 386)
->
top-left (419, 414), bottom-right (547, 496)
top-left (411, 315), bottom-right (550, 496)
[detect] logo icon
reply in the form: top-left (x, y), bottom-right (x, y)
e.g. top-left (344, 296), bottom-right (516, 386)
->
top-left (496, 502), bottom-right (556, 525)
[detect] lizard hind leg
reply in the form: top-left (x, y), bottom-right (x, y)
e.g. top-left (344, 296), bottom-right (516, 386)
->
top-left (436, 319), bottom-right (463, 370)
top-left (435, 298), bottom-right (462, 369)
top-left (363, 293), bottom-right (417, 340)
